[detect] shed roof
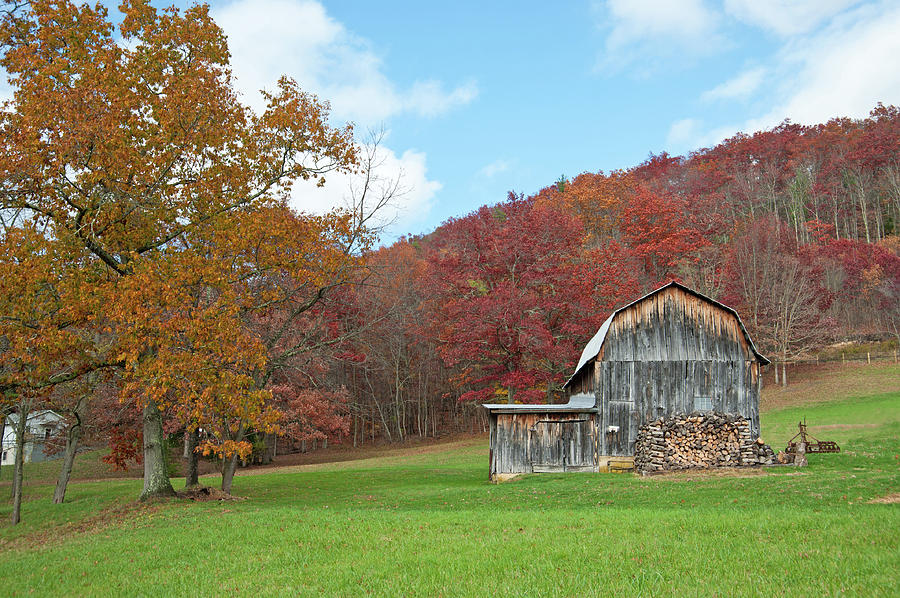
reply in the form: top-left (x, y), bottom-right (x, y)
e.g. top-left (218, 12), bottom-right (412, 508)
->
top-left (563, 281), bottom-right (769, 389)
top-left (482, 392), bottom-right (597, 414)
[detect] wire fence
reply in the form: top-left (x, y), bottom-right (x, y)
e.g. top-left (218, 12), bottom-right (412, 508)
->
top-left (783, 350), bottom-right (900, 367)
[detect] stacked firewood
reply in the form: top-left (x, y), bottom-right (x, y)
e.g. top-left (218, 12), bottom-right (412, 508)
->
top-left (634, 412), bottom-right (775, 474)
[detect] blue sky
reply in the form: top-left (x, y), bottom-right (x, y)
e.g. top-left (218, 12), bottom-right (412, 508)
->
top-left (12, 1), bottom-right (900, 240)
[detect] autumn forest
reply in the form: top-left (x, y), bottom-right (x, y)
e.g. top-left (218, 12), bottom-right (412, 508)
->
top-left (1, 1), bottom-right (898, 526)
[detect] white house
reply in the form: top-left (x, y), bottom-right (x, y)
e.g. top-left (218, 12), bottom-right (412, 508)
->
top-left (1, 410), bottom-right (65, 466)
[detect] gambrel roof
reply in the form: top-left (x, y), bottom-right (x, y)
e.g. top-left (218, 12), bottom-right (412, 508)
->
top-left (563, 281), bottom-right (769, 389)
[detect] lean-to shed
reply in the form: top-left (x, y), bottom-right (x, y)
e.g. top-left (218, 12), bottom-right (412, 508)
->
top-left (484, 281), bottom-right (768, 480)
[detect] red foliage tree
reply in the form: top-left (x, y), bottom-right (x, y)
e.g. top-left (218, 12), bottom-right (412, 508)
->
top-left (620, 185), bottom-right (710, 287)
top-left (425, 194), bottom-right (632, 404)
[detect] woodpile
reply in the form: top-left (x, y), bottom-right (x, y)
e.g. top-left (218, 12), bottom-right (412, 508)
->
top-left (634, 412), bottom-right (775, 474)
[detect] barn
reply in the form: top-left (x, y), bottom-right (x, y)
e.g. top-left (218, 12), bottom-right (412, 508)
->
top-left (484, 281), bottom-right (769, 480)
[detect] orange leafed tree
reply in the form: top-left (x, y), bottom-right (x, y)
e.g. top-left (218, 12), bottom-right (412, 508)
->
top-left (0, 0), bottom-right (359, 500)
top-left (534, 170), bottom-right (634, 243)
top-left (112, 202), bottom-right (372, 493)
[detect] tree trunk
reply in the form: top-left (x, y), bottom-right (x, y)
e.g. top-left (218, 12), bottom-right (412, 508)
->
top-left (264, 432), bottom-right (276, 463)
top-left (140, 400), bottom-right (175, 501)
top-left (781, 361), bottom-right (788, 387)
top-left (220, 422), bottom-right (245, 494)
top-left (221, 453), bottom-right (240, 495)
top-left (374, 400), bottom-right (392, 442)
top-left (857, 181), bottom-right (871, 243)
top-left (0, 414), bottom-right (6, 481)
top-left (53, 396), bottom-right (88, 504)
top-left (11, 405), bottom-right (28, 524)
top-left (185, 428), bottom-right (200, 488)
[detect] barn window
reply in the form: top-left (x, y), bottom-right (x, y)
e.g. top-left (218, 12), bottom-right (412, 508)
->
top-left (694, 396), bottom-right (713, 411)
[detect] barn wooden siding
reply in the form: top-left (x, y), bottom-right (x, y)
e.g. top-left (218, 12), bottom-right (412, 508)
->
top-left (489, 412), bottom-right (598, 478)
top-left (599, 286), bottom-right (755, 363)
top-left (594, 285), bottom-right (762, 457)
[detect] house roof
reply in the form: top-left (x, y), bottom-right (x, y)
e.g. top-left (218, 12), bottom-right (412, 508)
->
top-left (563, 281), bottom-right (769, 389)
top-left (482, 392), bottom-right (597, 414)
top-left (4, 410), bottom-right (63, 425)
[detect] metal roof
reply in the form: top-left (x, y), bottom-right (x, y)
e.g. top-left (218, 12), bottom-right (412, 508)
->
top-left (482, 392), bottom-right (597, 414)
top-left (563, 281), bottom-right (770, 389)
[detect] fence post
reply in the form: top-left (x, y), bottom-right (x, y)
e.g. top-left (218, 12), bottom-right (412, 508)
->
top-left (867, 352), bottom-right (871, 365)
top-left (842, 352), bottom-right (845, 367)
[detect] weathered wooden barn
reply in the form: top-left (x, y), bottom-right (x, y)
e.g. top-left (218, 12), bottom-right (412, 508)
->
top-left (484, 281), bottom-right (769, 480)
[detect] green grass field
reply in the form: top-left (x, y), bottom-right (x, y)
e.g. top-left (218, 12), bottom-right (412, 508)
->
top-left (1, 364), bottom-right (898, 597)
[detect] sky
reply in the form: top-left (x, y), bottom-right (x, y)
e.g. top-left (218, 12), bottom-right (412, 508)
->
top-left (9, 1), bottom-right (900, 241)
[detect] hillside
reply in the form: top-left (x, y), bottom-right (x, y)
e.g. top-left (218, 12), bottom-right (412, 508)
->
top-left (341, 107), bottom-right (900, 443)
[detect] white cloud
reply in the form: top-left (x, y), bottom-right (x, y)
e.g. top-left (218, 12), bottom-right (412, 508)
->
top-left (666, 118), bottom-right (703, 151)
top-left (605, 0), bottom-right (718, 46)
top-left (595, 0), bottom-right (723, 70)
top-left (744, 2), bottom-right (900, 130)
top-left (700, 67), bottom-right (766, 102)
top-left (406, 80), bottom-right (479, 118)
top-left (290, 143), bottom-right (441, 239)
top-left (724, 0), bottom-right (859, 36)
top-left (669, 1), bottom-right (900, 152)
top-left (213, 0), bottom-right (477, 123)
top-left (479, 159), bottom-right (511, 178)
top-left (211, 0), bottom-right (463, 235)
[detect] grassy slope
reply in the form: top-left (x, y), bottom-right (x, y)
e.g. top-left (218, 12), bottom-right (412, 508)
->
top-left (1, 365), bottom-right (898, 597)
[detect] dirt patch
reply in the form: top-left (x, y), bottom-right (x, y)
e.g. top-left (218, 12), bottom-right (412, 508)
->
top-left (811, 423), bottom-right (878, 430)
top-left (233, 433), bottom-right (486, 477)
top-left (177, 486), bottom-right (243, 502)
top-left (1, 488), bottom-right (249, 552)
top-left (491, 473), bottom-right (523, 483)
top-left (1, 489), bottom-right (245, 552)
top-left (867, 492), bottom-right (900, 504)
top-left (0, 499), bottom-right (164, 552)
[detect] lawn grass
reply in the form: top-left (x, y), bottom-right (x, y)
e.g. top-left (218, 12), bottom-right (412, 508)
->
top-left (1, 365), bottom-right (898, 597)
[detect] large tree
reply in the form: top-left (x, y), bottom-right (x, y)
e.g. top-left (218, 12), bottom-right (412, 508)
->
top-left (0, 0), bottom-right (357, 502)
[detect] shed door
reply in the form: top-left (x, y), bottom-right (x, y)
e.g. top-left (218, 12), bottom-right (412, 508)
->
top-left (605, 401), bottom-right (635, 456)
top-left (529, 420), bottom-right (595, 472)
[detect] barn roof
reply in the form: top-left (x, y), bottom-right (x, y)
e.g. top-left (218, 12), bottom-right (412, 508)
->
top-left (564, 281), bottom-right (769, 389)
top-left (482, 392), bottom-right (597, 414)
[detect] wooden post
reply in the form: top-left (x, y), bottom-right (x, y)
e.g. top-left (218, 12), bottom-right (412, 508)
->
top-left (842, 352), bottom-right (845, 367)
top-left (867, 352), bottom-right (871, 365)
top-left (794, 440), bottom-right (808, 468)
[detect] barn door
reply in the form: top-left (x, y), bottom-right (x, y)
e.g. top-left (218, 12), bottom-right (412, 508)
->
top-left (605, 401), bottom-right (635, 456)
top-left (529, 420), bottom-right (595, 472)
